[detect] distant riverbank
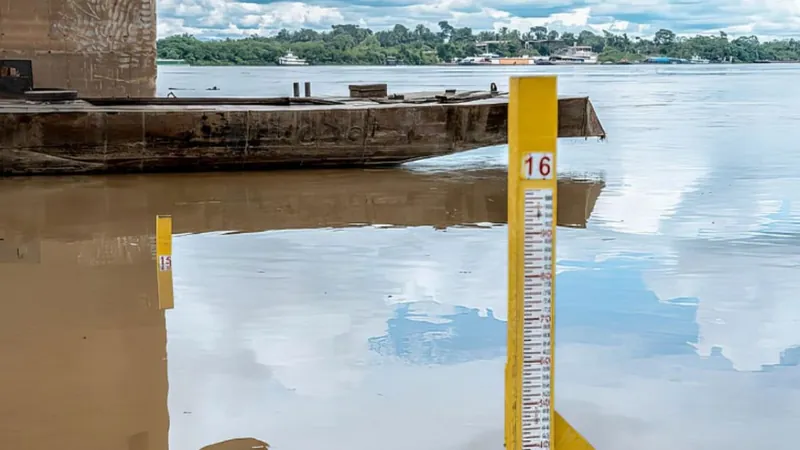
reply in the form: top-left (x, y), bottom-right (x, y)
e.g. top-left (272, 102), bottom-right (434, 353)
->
top-left (159, 60), bottom-right (800, 67)
top-left (157, 24), bottom-right (800, 67)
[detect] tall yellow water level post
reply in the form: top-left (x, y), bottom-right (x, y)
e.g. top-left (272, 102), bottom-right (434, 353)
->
top-left (506, 76), bottom-right (594, 450)
top-left (156, 215), bottom-right (174, 310)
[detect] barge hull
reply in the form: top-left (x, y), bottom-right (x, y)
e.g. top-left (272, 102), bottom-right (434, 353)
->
top-left (0, 97), bottom-right (604, 176)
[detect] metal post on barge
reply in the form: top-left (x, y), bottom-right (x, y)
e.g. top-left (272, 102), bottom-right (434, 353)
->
top-left (505, 76), bottom-right (594, 450)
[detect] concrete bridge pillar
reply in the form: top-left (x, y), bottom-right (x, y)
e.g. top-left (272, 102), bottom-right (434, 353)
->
top-left (0, 0), bottom-right (157, 97)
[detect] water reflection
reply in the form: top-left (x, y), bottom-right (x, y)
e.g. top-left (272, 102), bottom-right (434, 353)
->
top-left (368, 302), bottom-right (506, 364)
top-left (0, 168), bottom-right (603, 450)
top-left (644, 237), bottom-right (800, 372)
top-left (0, 169), bottom-right (602, 236)
top-left (0, 225), bottom-right (168, 450)
top-left (558, 255), bottom-right (699, 358)
top-left (171, 225), bottom-right (510, 450)
top-left (1, 153), bottom-right (799, 450)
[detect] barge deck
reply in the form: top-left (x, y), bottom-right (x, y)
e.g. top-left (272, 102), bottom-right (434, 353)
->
top-left (0, 91), bottom-right (605, 176)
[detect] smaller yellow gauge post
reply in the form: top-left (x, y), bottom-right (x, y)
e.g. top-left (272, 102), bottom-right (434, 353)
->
top-left (156, 215), bottom-right (174, 310)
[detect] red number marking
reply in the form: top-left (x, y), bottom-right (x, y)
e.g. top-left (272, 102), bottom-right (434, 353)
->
top-left (538, 156), bottom-right (551, 177)
top-left (523, 154), bottom-right (552, 178)
top-left (524, 154), bottom-right (534, 177)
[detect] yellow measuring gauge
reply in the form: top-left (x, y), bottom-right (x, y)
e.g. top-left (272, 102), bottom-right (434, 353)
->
top-left (156, 215), bottom-right (174, 310)
top-left (506, 76), bottom-right (593, 450)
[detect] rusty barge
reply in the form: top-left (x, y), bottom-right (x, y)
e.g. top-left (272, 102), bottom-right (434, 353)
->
top-left (0, 87), bottom-right (605, 176)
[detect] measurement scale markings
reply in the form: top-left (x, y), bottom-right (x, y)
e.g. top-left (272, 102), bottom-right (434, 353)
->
top-left (519, 188), bottom-right (555, 448)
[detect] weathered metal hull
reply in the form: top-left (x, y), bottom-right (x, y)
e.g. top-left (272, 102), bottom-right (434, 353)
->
top-left (0, 95), bottom-right (605, 176)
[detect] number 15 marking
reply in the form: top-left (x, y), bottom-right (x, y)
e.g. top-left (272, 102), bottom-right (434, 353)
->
top-left (522, 153), bottom-right (554, 180)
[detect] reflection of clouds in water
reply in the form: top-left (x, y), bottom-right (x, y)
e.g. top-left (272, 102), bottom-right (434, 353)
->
top-left (378, 226), bottom-right (508, 319)
top-left (166, 225), bottom-right (800, 450)
top-left (644, 238), bottom-right (800, 372)
top-left (558, 344), bottom-right (800, 450)
top-left (169, 226), bottom-right (513, 399)
top-left (560, 220), bottom-right (800, 373)
top-left (597, 167), bottom-right (704, 234)
top-left (167, 227), bottom-right (509, 450)
top-left (561, 125), bottom-right (800, 372)
top-left (557, 254), bottom-right (800, 450)
top-left (558, 256), bottom-right (698, 358)
top-left (660, 176), bottom-right (794, 240)
top-left (171, 230), bottom-right (390, 398)
top-left (633, 164), bottom-right (800, 371)
top-left (558, 75), bottom-right (715, 236)
top-left (369, 302), bottom-right (506, 365)
top-left (586, 137), bottom-right (711, 235)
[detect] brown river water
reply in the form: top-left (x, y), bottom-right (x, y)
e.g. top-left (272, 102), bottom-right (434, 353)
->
top-left (2, 64), bottom-right (800, 450)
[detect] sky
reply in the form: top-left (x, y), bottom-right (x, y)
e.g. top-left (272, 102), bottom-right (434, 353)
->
top-left (156, 0), bottom-right (800, 40)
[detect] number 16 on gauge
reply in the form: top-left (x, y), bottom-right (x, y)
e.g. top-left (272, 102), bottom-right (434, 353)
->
top-left (522, 153), bottom-right (554, 180)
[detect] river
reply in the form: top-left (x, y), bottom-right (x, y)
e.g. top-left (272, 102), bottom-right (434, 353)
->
top-left (1, 64), bottom-right (800, 450)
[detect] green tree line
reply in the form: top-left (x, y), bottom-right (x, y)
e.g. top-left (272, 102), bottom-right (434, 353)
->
top-left (157, 22), bottom-right (800, 65)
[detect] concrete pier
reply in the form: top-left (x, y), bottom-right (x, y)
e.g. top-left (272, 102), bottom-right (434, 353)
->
top-left (0, 0), bottom-right (157, 97)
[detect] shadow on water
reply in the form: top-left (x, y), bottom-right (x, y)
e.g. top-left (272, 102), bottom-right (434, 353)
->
top-left (0, 168), bottom-right (604, 450)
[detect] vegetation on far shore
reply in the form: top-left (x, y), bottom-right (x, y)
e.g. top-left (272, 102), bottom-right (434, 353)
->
top-left (157, 22), bottom-right (800, 66)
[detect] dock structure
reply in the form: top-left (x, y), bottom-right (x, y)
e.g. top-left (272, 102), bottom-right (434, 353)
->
top-left (0, 0), bottom-right (157, 97)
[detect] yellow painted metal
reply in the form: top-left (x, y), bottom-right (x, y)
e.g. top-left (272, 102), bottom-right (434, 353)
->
top-left (554, 411), bottom-right (594, 450)
top-left (506, 76), bottom-right (594, 450)
top-left (156, 215), bottom-right (174, 310)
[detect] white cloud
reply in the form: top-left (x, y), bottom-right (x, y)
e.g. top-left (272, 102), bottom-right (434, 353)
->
top-left (494, 7), bottom-right (592, 30)
top-left (157, 0), bottom-right (800, 39)
top-left (158, 17), bottom-right (205, 37)
top-left (158, 0), bottom-right (345, 38)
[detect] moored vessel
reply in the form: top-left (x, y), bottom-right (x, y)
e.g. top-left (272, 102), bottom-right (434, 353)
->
top-left (535, 45), bottom-right (598, 65)
top-left (278, 52), bottom-right (308, 66)
top-left (458, 53), bottom-right (549, 66)
top-left (457, 53), bottom-right (499, 65)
